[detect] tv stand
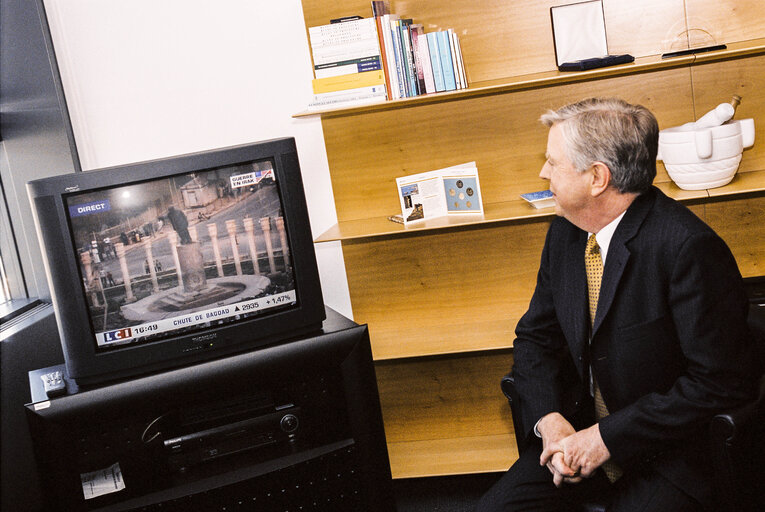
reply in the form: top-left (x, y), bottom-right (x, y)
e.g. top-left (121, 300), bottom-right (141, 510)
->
top-left (25, 308), bottom-right (394, 511)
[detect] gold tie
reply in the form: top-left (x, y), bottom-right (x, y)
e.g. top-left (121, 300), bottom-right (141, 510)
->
top-left (585, 234), bottom-right (623, 483)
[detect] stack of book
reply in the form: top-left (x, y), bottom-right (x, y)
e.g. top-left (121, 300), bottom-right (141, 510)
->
top-left (308, 16), bottom-right (388, 109)
top-left (306, 1), bottom-right (468, 109)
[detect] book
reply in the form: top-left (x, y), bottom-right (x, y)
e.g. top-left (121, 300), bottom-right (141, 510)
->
top-left (381, 14), bottom-right (400, 99)
top-left (448, 29), bottom-right (460, 89)
top-left (312, 69), bottom-right (385, 94)
top-left (309, 18), bottom-right (381, 67)
top-left (452, 32), bottom-right (468, 89)
top-left (427, 31), bottom-right (446, 92)
top-left (400, 19), bottom-right (419, 96)
top-left (371, 1), bottom-right (393, 100)
top-left (390, 19), bottom-right (408, 98)
top-left (410, 24), bottom-right (433, 94)
top-left (314, 56), bottom-right (381, 79)
top-left (308, 84), bottom-right (387, 109)
top-left (520, 190), bottom-right (555, 209)
top-left (436, 30), bottom-right (457, 91)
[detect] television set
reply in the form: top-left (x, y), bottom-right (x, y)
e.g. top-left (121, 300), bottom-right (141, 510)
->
top-left (27, 137), bottom-right (325, 386)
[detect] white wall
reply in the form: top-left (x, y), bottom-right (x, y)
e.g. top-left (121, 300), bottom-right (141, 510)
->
top-left (42, 0), bottom-right (352, 317)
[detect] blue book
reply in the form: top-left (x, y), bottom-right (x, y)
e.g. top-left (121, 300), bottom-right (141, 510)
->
top-left (390, 20), bottom-right (408, 98)
top-left (427, 32), bottom-right (446, 92)
top-left (437, 30), bottom-right (457, 91)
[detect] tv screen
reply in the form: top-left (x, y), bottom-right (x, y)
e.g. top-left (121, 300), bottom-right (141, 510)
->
top-left (28, 137), bottom-right (325, 385)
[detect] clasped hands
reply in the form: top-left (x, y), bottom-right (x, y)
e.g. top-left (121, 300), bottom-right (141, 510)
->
top-left (537, 412), bottom-right (611, 487)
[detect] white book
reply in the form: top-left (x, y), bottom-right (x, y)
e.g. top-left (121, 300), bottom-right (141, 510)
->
top-left (308, 84), bottom-right (387, 108)
top-left (382, 14), bottom-right (401, 99)
top-left (448, 29), bottom-right (461, 89)
top-left (309, 18), bottom-right (381, 67)
top-left (453, 32), bottom-right (468, 88)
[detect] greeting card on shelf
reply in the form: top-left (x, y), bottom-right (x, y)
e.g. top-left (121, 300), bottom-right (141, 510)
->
top-left (395, 162), bottom-right (483, 225)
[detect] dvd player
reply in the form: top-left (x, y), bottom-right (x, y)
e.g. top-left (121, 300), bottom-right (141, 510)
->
top-left (164, 404), bottom-right (301, 472)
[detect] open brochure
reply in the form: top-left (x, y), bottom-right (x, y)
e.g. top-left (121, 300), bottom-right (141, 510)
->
top-left (395, 162), bottom-right (483, 225)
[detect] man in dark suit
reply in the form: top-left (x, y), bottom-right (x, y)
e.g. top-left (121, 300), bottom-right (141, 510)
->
top-left (478, 98), bottom-right (756, 511)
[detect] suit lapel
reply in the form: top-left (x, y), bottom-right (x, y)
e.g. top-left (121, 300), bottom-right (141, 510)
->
top-left (592, 188), bottom-right (657, 335)
top-left (561, 229), bottom-right (590, 379)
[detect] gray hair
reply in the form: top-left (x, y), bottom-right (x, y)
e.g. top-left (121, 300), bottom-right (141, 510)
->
top-left (540, 98), bottom-right (658, 193)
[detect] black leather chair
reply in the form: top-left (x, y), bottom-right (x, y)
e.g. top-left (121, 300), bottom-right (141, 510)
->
top-left (501, 303), bottom-right (765, 512)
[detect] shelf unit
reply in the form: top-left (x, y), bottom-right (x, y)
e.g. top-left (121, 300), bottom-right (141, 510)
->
top-left (299, 0), bottom-right (765, 478)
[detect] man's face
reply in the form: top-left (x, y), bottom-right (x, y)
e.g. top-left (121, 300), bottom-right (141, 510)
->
top-left (539, 123), bottom-right (593, 224)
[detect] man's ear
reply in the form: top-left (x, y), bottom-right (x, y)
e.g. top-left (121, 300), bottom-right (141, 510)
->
top-left (589, 162), bottom-right (611, 197)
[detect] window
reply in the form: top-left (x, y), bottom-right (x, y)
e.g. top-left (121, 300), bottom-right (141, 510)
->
top-left (0, 255), bottom-right (10, 304)
top-left (0, 170), bottom-right (27, 305)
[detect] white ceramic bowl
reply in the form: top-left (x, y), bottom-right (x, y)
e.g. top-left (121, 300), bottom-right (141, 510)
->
top-left (658, 119), bottom-right (755, 190)
top-left (664, 155), bottom-right (742, 190)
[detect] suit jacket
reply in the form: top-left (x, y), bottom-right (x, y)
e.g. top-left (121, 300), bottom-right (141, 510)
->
top-left (512, 186), bottom-right (756, 506)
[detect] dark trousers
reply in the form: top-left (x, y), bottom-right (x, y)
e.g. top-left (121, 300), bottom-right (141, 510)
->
top-left (477, 442), bottom-right (702, 512)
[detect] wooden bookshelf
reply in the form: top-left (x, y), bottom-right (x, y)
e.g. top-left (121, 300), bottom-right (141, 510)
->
top-left (295, 37), bottom-right (765, 119)
top-left (299, 0), bottom-right (765, 479)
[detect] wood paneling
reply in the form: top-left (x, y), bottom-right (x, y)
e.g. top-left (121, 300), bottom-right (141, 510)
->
top-left (684, 0), bottom-right (765, 48)
top-left (343, 222), bottom-right (547, 359)
top-left (375, 351), bottom-right (514, 442)
top-left (702, 196), bottom-right (765, 278)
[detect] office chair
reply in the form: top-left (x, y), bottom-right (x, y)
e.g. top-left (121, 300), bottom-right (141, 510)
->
top-left (501, 304), bottom-right (765, 512)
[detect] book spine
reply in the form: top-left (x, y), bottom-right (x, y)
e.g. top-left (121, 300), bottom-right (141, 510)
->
top-left (437, 30), bottom-right (457, 91)
top-left (427, 32), bottom-right (446, 92)
top-left (370, 0), bottom-right (389, 17)
top-left (410, 25), bottom-right (429, 95)
top-left (309, 84), bottom-right (387, 107)
top-left (448, 29), bottom-right (461, 89)
top-left (452, 32), bottom-right (468, 89)
top-left (314, 56), bottom-right (381, 79)
top-left (391, 20), bottom-right (407, 98)
top-left (395, 20), bottom-right (410, 97)
top-left (400, 20), bottom-right (418, 96)
top-left (381, 15), bottom-right (399, 99)
top-left (373, 19), bottom-right (391, 100)
top-left (312, 69), bottom-right (386, 94)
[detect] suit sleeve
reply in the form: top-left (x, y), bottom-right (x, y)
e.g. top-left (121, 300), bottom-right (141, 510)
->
top-left (512, 222), bottom-right (571, 439)
top-left (599, 230), bottom-right (756, 465)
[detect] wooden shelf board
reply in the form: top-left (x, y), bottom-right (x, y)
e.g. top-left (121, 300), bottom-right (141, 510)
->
top-left (315, 199), bottom-right (554, 243)
top-left (653, 181), bottom-right (709, 201)
top-left (372, 333), bottom-right (513, 361)
top-left (316, 171), bottom-right (765, 243)
top-left (707, 169), bottom-right (765, 197)
top-left (294, 38), bottom-right (765, 119)
top-left (692, 37), bottom-right (765, 64)
top-left (387, 434), bottom-right (518, 479)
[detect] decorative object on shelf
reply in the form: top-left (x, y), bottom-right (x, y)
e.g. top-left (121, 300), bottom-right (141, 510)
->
top-left (395, 162), bottom-right (483, 225)
top-left (520, 189), bottom-right (555, 209)
top-left (658, 96), bottom-right (755, 190)
top-left (550, 0), bottom-right (633, 72)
